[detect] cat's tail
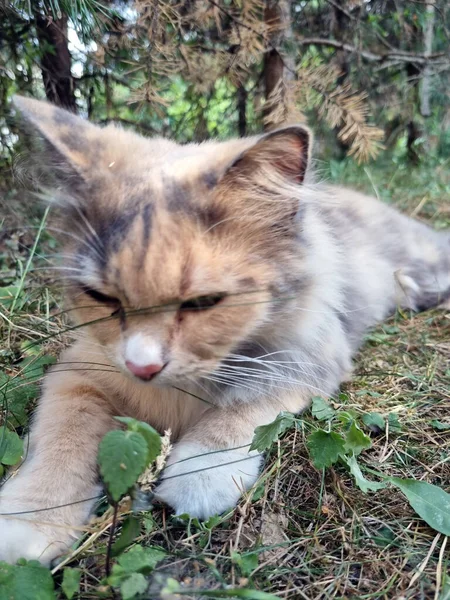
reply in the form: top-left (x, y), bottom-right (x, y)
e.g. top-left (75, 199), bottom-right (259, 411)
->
top-left (396, 231), bottom-right (450, 312)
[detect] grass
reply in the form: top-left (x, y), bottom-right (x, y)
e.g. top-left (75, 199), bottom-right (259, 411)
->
top-left (0, 154), bottom-right (449, 600)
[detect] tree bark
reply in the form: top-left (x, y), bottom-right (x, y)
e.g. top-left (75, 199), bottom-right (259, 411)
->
top-left (237, 83), bottom-right (247, 137)
top-left (35, 12), bottom-right (77, 112)
top-left (420, 0), bottom-right (436, 118)
top-left (263, 0), bottom-right (294, 130)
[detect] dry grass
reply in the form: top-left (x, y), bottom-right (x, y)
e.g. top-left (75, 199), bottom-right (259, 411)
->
top-left (0, 156), bottom-right (449, 599)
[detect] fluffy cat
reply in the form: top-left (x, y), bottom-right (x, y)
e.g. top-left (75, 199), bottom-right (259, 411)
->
top-left (0, 96), bottom-right (449, 565)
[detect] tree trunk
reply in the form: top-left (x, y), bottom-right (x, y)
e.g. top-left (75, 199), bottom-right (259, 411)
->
top-left (35, 12), bottom-right (77, 112)
top-left (263, 0), bottom-right (294, 130)
top-left (420, 0), bottom-right (435, 118)
top-left (237, 83), bottom-right (247, 137)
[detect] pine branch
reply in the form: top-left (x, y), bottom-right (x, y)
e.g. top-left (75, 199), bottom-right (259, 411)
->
top-left (297, 38), bottom-right (448, 66)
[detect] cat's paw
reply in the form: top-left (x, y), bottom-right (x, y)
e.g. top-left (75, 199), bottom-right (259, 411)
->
top-left (0, 517), bottom-right (75, 565)
top-left (154, 442), bottom-right (262, 519)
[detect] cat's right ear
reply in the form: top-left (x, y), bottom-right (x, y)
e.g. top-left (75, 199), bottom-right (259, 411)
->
top-left (13, 95), bottom-right (102, 188)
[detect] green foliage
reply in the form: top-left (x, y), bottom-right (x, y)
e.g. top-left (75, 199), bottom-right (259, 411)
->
top-left (0, 560), bottom-right (55, 600)
top-left (0, 428), bottom-right (23, 466)
top-left (342, 455), bottom-right (386, 493)
top-left (362, 412), bottom-right (386, 432)
top-left (252, 396), bottom-right (450, 538)
top-left (115, 417), bottom-right (161, 466)
top-left (108, 544), bottom-right (166, 598)
top-left (98, 416), bottom-right (161, 502)
top-left (120, 572), bottom-right (148, 600)
top-left (389, 478), bottom-right (450, 536)
top-left (61, 568), bottom-right (81, 600)
top-left (111, 516), bottom-right (141, 556)
top-left (161, 578), bottom-right (281, 599)
top-left (232, 551), bottom-right (259, 577)
top-left (343, 422), bottom-right (372, 456)
top-left (250, 412), bottom-right (296, 452)
top-left (311, 396), bottom-right (335, 421)
top-left (98, 430), bottom-right (149, 503)
top-left (307, 430), bottom-right (346, 469)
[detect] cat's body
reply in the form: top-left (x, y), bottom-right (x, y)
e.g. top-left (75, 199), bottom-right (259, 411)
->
top-left (0, 96), bottom-right (448, 565)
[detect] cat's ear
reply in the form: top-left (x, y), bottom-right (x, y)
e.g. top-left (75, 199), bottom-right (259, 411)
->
top-left (13, 95), bottom-right (101, 182)
top-left (225, 126), bottom-right (311, 186)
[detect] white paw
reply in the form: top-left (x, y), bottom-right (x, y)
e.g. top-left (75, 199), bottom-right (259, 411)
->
top-left (154, 442), bottom-right (262, 519)
top-left (0, 517), bottom-right (75, 566)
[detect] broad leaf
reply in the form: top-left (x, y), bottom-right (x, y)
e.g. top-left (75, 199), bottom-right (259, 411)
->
top-left (307, 430), bottom-right (345, 469)
top-left (112, 516), bottom-right (141, 556)
top-left (98, 430), bottom-right (148, 502)
top-left (250, 412), bottom-right (295, 452)
top-left (0, 429), bottom-right (24, 465)
top-left (389, 478), bottom-right (450, 536)
top-left (343, 455), bottom-right (386, 493)
top-left (61, 568), bottom-right (81, 600)
top-left (118, 544), bottom-right (166, 573)
top-left (0, 560), bottom-right (55, 600)
top-left (121, 572), bottom-right (148, 600)
top-left (311, 396), bottom-right (335, 421)
top-left (362, 412), bottom-right (385, 432)
top-left (344, 422), bottom-right (372, 456)
top-left (388, 413), bottom-right (402, 433)
top-left (115, 417), bottom-right (161, 465)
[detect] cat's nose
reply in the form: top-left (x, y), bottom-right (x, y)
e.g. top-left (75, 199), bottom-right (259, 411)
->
top-left (125, 361), bottom-right (164, 381)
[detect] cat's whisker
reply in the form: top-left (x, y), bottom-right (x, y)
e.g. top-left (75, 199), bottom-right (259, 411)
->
top-left (220, 362), bottom-right (331, 383)
top-left (209, 368), bottom-right (331, 398)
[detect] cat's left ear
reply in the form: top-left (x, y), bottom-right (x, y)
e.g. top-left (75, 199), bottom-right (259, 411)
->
top-left (13, 95), bottom-right (103, 182)
top-left (225, 126), bottom-right (312, 186)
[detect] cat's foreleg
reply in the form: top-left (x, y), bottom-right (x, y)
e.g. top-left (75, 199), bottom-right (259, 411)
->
top-left (0, 361), bottom-right (116, 565)
top-left (155, 393), bottom-right (310, 519)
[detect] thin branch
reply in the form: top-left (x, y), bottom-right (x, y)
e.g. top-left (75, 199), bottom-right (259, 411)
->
top-left (297, 37), bottom-right (448, 65)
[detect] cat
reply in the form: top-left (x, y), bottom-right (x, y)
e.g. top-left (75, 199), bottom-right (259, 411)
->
top-left (0, 95), bottom-right (449, 566)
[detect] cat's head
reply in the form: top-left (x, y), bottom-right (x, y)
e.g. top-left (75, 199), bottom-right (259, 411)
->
top-left (15, 96), bottom-right (312, 387)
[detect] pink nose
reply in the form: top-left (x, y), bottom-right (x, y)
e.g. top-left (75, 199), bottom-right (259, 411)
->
top-left (125, 361), bottom-right (164, 380)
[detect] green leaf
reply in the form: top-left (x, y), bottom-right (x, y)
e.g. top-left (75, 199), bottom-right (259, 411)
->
top-left (362, 412), bottom-right (385, 432)
top-left (307, 430), bottom-right (345, 469)
top-left (0, 429), bottom-right (24, 465)
top-left (112, 516), bottom-right (141, 556)
top-left (389, 478), bottom-right (450, 535)
top-left (115, 417), bottom-right (161, 465)
top-left (118, 544), bottom-right (166, 573)
top-left (143, 515), bottom-right (156, 534)
top-left (120, 573), bottom-right (148, 600)
top-left (98, 430), bottom-right (148, 502)
top-left (430, 420), bottom-right (450, 431)
top-left (311, 396), bottom-right (335, 421)
top-left (19, 355), bottom-right (56, 382)
top-left (388, 413), bottom-right (402, 433)
top-left (0, 560), bottom-right (55, 600)
top-left (231, 552), bottom-right (259, 576)
top-left (344, 422), bottom-right (372, 456)
top-left (343, 455), bottom-right (387, 493)
top-left (61, 568), bottom-right (81, 600)
top-left (250, 412), bottom-right (295, 452)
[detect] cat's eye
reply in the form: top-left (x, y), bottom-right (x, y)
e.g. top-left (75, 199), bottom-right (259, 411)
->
top-left (180, 294), bottom-right (226, 311)
top-left (81, 285), bottom-right (120, 306)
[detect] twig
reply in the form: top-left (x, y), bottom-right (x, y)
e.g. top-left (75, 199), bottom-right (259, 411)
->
top-left (105, 502), bottom-right (119, 577)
